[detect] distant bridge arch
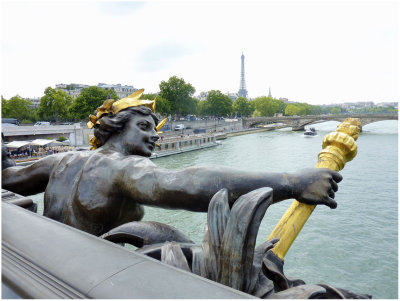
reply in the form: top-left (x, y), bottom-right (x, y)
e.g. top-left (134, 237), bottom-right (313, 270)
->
top-left (242, 114), bottom-right (398, 131)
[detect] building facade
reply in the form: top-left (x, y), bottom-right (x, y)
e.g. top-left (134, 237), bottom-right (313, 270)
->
top-left (28, 97), bottom-right (41, 109)
top-left (225, 92), bottom-right (238, 101)
top-left (55, 83), bottom-right (137, 99)
top-left (376, 102), bottom-right (398, 109)
top-left (97, 83), bottom-right (137, 99)
top-left (55, 83), bottom-right (90, 99)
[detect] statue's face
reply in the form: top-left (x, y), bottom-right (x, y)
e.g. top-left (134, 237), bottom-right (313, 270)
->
top-left (119, 114), bottom-right (159, 157)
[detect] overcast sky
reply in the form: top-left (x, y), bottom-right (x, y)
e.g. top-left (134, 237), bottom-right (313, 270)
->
top-left (1, 0), bottom-right (399, 105)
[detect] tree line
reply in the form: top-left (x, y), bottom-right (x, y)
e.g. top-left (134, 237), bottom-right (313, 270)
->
top-left (2, 75), bottom-right (397, 124)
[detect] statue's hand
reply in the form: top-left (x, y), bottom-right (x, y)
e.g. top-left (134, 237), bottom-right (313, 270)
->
top-left (293, 168), bottom-right (342, 209)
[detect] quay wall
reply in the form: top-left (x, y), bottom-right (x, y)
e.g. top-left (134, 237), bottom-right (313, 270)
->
top-left (75, 120), bottom-right (243, 146)
top-left (3, 120), bottom-right (243, 147)
top-left (14, 134), bottom-right (220, 165)
top-left (226, 127), bottom-right (273, 137)
top-left (166, 119), bottom-right (243, 131)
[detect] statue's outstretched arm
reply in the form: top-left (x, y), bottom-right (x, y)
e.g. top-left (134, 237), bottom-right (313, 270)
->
top-left (123, 165), bottom-right (342, 212)
top-left (2, 155), bottom-right (62, 196)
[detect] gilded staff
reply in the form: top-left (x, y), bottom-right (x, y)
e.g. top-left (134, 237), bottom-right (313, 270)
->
top-left (267, 118), bottom-right (361, 261)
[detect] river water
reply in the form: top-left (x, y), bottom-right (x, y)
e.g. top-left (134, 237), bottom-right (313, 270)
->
top-left (29, 120), bottom-right (398, 299)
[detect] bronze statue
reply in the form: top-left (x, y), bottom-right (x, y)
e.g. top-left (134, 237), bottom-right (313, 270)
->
top-left (2, 90), bottom-right (342, 237)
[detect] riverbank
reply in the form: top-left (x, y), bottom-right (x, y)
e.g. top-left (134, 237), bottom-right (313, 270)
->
top-left (225, 127), bottom-right (273, 137)
top-left (13, 126), bottom-right (282, 165)
top-left (14, 133), bottom-right (220, 165)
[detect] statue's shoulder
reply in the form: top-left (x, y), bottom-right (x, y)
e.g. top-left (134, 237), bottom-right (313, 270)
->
top-left (55, 150), bottom-right (91, 163)
top-left (120, 154), bottom-right (156, 168)
top-left (86, 150), bottom-right (156, 169)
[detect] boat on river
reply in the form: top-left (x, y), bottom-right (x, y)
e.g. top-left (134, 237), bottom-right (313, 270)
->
top-left (304, 127), bottom-right (317, 137)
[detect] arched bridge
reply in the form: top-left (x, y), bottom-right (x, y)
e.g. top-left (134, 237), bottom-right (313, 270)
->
top-left (242, 114), bottom-right (398, 131)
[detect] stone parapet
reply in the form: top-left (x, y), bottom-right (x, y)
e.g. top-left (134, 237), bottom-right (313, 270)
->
top-left (2, 202), bottom-right (254, 299)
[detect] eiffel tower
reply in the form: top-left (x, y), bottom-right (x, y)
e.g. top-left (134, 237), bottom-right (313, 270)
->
top-left (237, 52), bottom-right (248, 98)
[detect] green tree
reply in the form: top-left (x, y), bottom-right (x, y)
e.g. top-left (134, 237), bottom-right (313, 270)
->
top-left (285, 103), bottom-right (301, 116)
top-left (331, 107), bottom-right (342, 114)
top-left (69, 86), bottom-right (118, 120)
top-left (143, 93), bottom-right (171, 116)
top-left (182, 97), bottom-right (198, 116)
top-left (364, 106), bottom-right (397, 114)
top-left (197, 100), bottom-right (209, 116)
top-left (307, 104), bottom-right (323, 115)
top-left (248, 100), bottom-right (255, 116)
top-left (204, 90), bottom-right (232, 117)
top-left (36, 87), bottom-right (73, 121)
top-left (253, 97), bottom-right (268, 116)
top-left (2, 95), bottom-right (34, 121)
top-left (158, 76), bottom-right (196, 118)
top-left (252, 110), bottom-right (262, 117)
top-left (2, 97), bottom-right (10, 117)
top-left (295, 104), bottom-right (307, 115)
top-left (233, 97), bottom-right (253, 117)
top-left (253, 97), bottom-right (286, 116)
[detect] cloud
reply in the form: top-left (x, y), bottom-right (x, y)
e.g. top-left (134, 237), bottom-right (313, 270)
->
top-left (95, 1), bottom-right (146, 16)
top-left (1, 1), bottom-right (398, 103)
top-left (135, 41), bottom-right (197, 72)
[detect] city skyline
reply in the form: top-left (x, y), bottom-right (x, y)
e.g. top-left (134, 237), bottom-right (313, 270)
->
top-left (1, 1), bottom-right (398, 105)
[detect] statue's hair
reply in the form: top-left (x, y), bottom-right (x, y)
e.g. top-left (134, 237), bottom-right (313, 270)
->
top-left (93, 106), bottom-right (159, 147)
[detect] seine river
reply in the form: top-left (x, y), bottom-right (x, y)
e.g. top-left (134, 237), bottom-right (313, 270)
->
top-left (30, 120), bottom-right (397, 299)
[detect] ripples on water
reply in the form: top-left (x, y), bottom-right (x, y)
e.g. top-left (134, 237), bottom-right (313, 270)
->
top-left (30, 120), bottom-right (398, 298)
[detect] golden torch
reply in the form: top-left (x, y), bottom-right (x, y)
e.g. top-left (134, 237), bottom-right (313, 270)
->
top-left (267, 118), bottom-right (361, 261)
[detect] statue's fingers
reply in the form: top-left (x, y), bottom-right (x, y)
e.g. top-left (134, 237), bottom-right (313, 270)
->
top-left (265, 238), bottom-right (280, 251)
top-left (330, 179), bottom-right (339, 192)
top-left (268, 237), bottom-right (280, 245)
top-left (330, 170), bottom-right (343, 183)
top-left (328, 189), bottom-right (335, 199)
top-left (325, 197), bottom-right (337, 209)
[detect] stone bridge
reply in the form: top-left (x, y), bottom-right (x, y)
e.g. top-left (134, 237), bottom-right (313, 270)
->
top-left (242, 114), bottom-right (398, 131)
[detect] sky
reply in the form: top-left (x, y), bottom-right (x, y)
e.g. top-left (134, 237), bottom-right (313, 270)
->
top-left (1, 0), bottom-right (399, 105)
